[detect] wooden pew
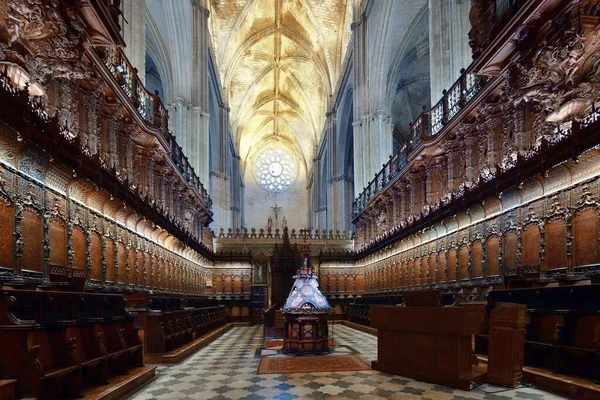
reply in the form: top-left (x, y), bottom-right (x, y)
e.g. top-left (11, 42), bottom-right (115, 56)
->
top-left (65, 325), bottom-right (108, 386)
top-left (478, 285), bottom-right (600, 384)
top-left (24, 330), bottom-right (82, 400)
top-left (555, 314), bottom-right (600, 382)
top-left (0, 289), bottom-right (145, 398)
top-left (140, 297), bottom-right (227, 359)
top-left (524, 313), bottom-right (563, 369)
top-left (96, 322), bottom-right (129, 375)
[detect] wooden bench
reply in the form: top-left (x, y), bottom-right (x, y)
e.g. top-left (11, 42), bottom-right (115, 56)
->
top-left (555, 314), bottom-right (600, 382)
top-left (96, 321), bottom-right (129, 375)
top-left (65, 325), bottom-right (108, 386)
top-left (524, 312), bottom-right (563, 369)
top-left (0, 289), bottom-right (146, 398)
top-left (476, 286), bottom-right (600, 384)
top-left (142, 303), bottom-right (227, 358)
top-left (24, 330), bottom-right (82, 400)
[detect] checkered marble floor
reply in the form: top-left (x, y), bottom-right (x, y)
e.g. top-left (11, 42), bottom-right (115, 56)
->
top-left (127, 325), bottom-right (566, 400)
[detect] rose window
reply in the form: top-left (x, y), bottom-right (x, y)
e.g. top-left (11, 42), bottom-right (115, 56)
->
top-left (255, 148), bottom-right (297, 192)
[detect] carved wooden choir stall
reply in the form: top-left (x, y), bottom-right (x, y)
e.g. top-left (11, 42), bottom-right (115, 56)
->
top-left (476, 285), bottom-right (600, 388)
top-left (125, 293), bottom-right (228, 364)
top-left (0, 290), bottom-right (145, 400)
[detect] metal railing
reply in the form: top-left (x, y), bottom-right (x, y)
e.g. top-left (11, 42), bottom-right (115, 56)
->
top-left (352, 70), bottom-right (486, 218)
top-left (94, 45), bottom-right (211, 209)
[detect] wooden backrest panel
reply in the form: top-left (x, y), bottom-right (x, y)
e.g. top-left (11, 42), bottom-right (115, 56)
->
top-left (535, 314), bottom-right (563, 344)
top-left (471, 241), bottom-right (483, 279)
top-left (22, 208), bottom-right (42, 272)
top-left (573, 316), bottom-right (600, 350)
top-left (573, 209), bottom-right (600, 267)
top-left (459, 245), bottom-right (469, 280)
top-left (72, 227), bottom-right (86, 270)
top-left (437, 251), bottom-right (446, 282)
top-left (49, 221), bottom-right (66, 267)
top-left (486, 236), bottom-right (500, 276)
top-left (447, 249), bottom-right (457, 281)
top-left (521, 225), bottom-right (540, 267)
top-left (90, 232), bottom-right (102, 281)
top-left (0, 202), bottom-right (12, 268)
top-left (545, 219), bottom-right (568, 270)
top-left (117, 244), bottom-right (127, 284)
top-left (503, 231), bottom-right (518, 269)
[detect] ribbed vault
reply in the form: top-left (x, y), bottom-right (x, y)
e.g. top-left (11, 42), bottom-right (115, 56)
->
top-left (208, 0), bottom-right (352, 170)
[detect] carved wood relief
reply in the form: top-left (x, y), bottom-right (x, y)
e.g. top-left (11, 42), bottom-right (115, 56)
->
top-left (0, 201), bottom-right (13, 269)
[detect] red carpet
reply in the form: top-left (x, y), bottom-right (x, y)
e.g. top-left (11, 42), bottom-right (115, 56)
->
top-left (257, 354), bottom-right (371, 375)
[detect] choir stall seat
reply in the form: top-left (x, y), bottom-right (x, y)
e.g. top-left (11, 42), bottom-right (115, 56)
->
top-left (555, 314), bottom-right (600, 383)
top-left (95, 322), bottom-right (129, 375)
top-left (524, 313), bottom-right (564, 369)
top-left (65, 325), bottom-right (108, 386)
top-left (24, 329), bottom-right (82, 400)
top-left (476, 285), bottom-right (600, 384)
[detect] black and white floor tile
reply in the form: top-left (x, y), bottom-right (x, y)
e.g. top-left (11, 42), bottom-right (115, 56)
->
top-left (127, 325), bottom-right (565, 400)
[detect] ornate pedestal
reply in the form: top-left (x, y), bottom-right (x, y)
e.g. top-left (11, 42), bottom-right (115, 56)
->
top-left (282, 313), bottom-right (329, 354)
top-left (281, 255), bottom-right (332, 355)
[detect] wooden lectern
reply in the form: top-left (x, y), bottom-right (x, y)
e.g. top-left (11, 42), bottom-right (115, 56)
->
top-left (371, 290), bottom-right (487, 390)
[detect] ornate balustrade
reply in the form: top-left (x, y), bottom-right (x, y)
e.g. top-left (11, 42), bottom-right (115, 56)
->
top-left (0, 0), bottom-right (213, 270)
top-left (352, 0), bottom-right (600, 259)
top-left (352, 70), bottom-right (488, 218)
top-left (91, 44), bottom-right (212, 209)
top-left (212, 227), bottom-right (353, 240)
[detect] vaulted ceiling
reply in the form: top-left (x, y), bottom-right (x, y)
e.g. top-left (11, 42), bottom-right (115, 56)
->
top-left (208, 0), bottom-right (352, 171)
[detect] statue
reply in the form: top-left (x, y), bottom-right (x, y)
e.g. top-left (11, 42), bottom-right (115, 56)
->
top-left (282, 216), bottom-right (287, 228)
top-left (267, 215), bottom-right (273, 230)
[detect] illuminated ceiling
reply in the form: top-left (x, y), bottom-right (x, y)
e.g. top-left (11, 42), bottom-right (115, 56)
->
top-left (208, 0), bottom-right (352, 173)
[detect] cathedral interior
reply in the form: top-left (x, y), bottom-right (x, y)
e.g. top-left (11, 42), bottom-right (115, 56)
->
top-left (0, 0), bottom-right (600, 399)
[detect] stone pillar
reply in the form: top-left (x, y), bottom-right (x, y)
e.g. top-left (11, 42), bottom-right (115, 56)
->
top-left (231, 154), bottom-right (242, 230)
top-left (352, 119), bottom-right (366, 194)
top-left (429, 0), bottom-right (472, 104)
top-left (327, 110), bottom-right (350, 233)
top-left (121, 0), bottom-right (146, 85)
top-left (191, 0), bottom-right (211, 185)
top-left (352, 6), bottom-right (368, 193)
top-left (210, 103), bottom-right (232, 231)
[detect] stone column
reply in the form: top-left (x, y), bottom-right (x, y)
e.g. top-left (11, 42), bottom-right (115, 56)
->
top-left (190, 0), bottom-right (211, 185)
top-left (121, 0), bottom-right (146, 85)
top-left (210, 103), bottom-right (232, 231)
top-left (231, 154), bottom-right (242, 230)
top-left (352, 6), bottom-right (368, 193)
top-left (327, 110), bottom-right (350, 232)
top-left (429, 0), bottom-right (472, 104)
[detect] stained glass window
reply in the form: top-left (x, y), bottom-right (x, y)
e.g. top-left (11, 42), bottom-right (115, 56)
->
top-left (255, 148), bottom-right (297, 192)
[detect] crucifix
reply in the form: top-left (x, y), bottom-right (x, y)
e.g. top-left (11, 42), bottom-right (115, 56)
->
top-left (271, 203), bottom-right (282, 221)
